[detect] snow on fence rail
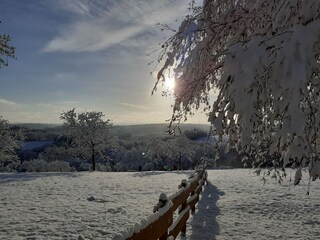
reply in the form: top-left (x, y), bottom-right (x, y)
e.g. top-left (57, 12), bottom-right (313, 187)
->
top-left (113, 165), bottom-right (207, 240)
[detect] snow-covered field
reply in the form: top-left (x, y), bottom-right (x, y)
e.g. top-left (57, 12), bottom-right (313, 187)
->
top-left (0, 171), bottom-right (191, 240)
top-left (0, 169), bottom-right (319, 240)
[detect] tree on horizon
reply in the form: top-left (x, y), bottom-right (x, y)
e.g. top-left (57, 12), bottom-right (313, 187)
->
top-left (60, 109), bottom-right (114, 171)
top-left (0, 117), bottom-right (24, 167)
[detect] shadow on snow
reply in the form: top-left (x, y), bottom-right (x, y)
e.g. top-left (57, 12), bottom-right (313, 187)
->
top-left (131, 170), bottom-right (193, 178)
top-left (0, 172), bottom-right (79, 185)
top-left (181, 181), bottom-right (224, 240)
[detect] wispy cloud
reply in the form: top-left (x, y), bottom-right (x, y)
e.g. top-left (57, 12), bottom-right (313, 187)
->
top-left (119, 102), bottom-right (151, 111)
top-left (0, 98), bottom-right (20, 107)
top-left (0, 99), bottom-right (22, 112)
top-left (43, 0), bottom-right (189, 53)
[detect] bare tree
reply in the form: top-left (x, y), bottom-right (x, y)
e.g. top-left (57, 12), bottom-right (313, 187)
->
top-left (155, 0), bottom-right (320, 182)
top-left (60, 109), bottom-right (113, 171)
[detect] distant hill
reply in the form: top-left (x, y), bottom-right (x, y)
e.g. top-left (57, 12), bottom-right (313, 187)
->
top-left (112, 123), bottom-right (210, 137)
top-left (13, 123), bottom-right (61, 130)
top-left (12, 122), bottom-right (210, 138)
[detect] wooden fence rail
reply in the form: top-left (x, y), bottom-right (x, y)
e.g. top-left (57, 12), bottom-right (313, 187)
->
top-left (117, 165), bottom-right (207, 240)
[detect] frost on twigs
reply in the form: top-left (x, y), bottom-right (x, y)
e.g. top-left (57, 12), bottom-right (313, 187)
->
top-left (155, 0), bottom-right (320, 184)
top-left (0, 22), bottom-right (15, 68)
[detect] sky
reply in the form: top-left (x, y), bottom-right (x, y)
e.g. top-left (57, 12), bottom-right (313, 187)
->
top-left (0, 0), bottom-right (209, 125)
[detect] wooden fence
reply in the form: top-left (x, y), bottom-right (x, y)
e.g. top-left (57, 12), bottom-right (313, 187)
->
top-left (118, 165), bottom-right (207, 240)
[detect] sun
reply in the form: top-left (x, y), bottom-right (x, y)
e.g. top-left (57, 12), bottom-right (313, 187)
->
top-left (164, 77), bottom-right (175, 90)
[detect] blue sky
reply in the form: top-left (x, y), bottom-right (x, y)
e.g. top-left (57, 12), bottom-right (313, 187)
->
top-left (1, 0), bottom-right (208, 125)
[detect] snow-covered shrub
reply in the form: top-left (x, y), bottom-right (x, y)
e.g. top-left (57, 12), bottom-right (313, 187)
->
top-left (142, 162), bottom-right (154, 171)
top-left (79, 162), bottom-right (92, 171)
top-left (78, 162), bottom-right (112, 172)
top-left (0, 165), bottom-right (14, 172)
top-left (114, 162), bottom-right (128, 172)
top-left (24, 159), bottom-right (48, 172)
top-left (48, 161), bottom-right (75, 172)
top-left (96, 164), bottom-right (112, 172)
top-left (19, 159), bottom-right (74, 172)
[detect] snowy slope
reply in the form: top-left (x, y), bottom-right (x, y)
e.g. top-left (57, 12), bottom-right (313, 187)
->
top-left (0, 170), bottom-right (319, 240)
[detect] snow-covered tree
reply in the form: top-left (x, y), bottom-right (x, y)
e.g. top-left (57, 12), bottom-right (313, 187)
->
top-left (145, 137), bottom-right (170, 170)
top-left (60, 109), bottom-right (114, 171)
top-left (155, 0), bottom-right (320, 182)
top-left (167, 135), bottom-right (195, 170)
top-left (145, 135), bottom-right (196, 170)
top-left (0, 23), bottom-right (15, 67)
top-left (0, 117), bottom-right (24, 166)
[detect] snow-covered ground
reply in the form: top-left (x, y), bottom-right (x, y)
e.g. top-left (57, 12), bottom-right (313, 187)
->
top-left (0, 171), bottom-right (191, 240)
top-left (0, 169), bottom-right (319, 240)
top-left (180, 169), bottom-right (320, 240)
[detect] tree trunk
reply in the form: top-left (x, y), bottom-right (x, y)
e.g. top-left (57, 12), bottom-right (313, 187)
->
top-left (178, 151), bottom-right (182, 170)
top-left (153, 159), bottom-right (157, 171)
top-left (92, 148), bottom-right (96, 171)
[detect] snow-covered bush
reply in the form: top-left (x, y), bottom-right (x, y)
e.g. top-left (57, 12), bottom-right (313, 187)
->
top-left (20, 159), bottom-right (75, 172)
top-left (96, 163), bottom-right (112, 172)
top-left (78, 162), bottom-right (111, 172)
top-left (114, 162), bottom-right (128, 172)
top-left (142, 162), bottom-right (154, 171)
top-left (155, 0), bottom-right (320, 182)
top-left (79, 162), bottom-right (92, 171)
top-left (0, 165), bottom-right (14, 172)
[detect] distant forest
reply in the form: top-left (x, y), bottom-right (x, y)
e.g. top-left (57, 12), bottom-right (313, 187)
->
top-left (2, 123), bottom-right (241, 172)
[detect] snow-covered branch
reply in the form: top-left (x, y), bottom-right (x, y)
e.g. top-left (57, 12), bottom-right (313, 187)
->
top-left (155, 0), bottom-right (320, 181)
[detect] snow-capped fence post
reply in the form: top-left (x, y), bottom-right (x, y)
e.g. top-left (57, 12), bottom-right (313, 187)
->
top-left (179, 183), bottom-right (188, 236)
top-left (153, 193), bottom-right (168, 213)
top-left (190, 189), bottom-right (196, 214)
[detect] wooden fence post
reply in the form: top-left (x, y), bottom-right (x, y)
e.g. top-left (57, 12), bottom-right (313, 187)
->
top-left (159, 231), bottom-right (168, 240)
top-left (180, 200), bottom-right (187, 236)
top-left (190, 189), bottom-right (196, 214)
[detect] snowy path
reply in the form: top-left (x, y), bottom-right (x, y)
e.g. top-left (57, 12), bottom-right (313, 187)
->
top-left (180, 169), bottom-right (320, 240)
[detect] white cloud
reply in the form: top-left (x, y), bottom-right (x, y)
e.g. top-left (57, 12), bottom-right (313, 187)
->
top-left (44, 20), bottom-right (145, 52)
top-left (119, 102), bottom-right (152, 111)
top-left (0, 98), bottom-right (20, 107)
top-left (44, 0), bottom-right (189, 53)
top-left (0, 99), bottom-right (22, 112)
top-left (48, 0), bottom-right (91, 16)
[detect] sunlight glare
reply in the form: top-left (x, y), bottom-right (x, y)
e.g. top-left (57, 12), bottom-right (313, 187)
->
top-left (164, 77), bottom-right (175, 90)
